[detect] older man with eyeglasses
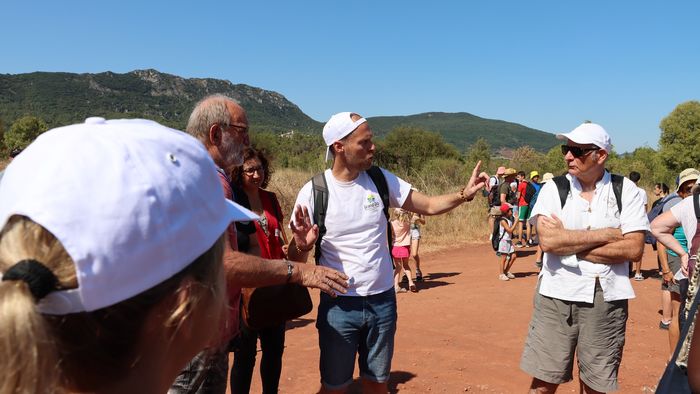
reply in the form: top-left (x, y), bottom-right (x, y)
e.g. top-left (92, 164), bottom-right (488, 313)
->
top-left (519, 122), bottom-right (649, 393)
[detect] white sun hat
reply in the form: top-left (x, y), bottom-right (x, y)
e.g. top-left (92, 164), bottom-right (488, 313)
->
top-left (0, 117), bottom-right (257, 315)
top-left (322, 112), bottom-right (367, 161)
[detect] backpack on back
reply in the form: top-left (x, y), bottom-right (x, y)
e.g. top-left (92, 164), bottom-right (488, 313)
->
top-left (645, 194), bottom-right (681, 245)
top-left (552, 174), bottom-right (624, 211)
top-left (311, 166), bottom-right (391, 264)
top-left (491, 218), bottom-right (505, 251)
top-left (488, 176), bottom-right (500, 207)
top-left (523, 182), bottom-right (538, 204)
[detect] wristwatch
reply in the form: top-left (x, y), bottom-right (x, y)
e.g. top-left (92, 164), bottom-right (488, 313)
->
top-left (285, 259), bottom-right (294, 283)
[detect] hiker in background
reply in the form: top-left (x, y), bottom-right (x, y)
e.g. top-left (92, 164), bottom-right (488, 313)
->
top-left (392, 208), bottom-right (416, 293)
top-left (229, 147), bottom-right (301, 394)
top-left (520, 122), bottom-right (648, 393)
top-left (291, 111), bottom-right (488, 393)
top-left (532, 172), bottom-right (554, 269)
top-left (409, 205), bottom-right (426, 282)
top-left (516, 171), bottom-right (529, 247)
top-left (522, 171), bottom-right (542, 247)
top-left (487, 166), bottom-right (506, 240)
top-left (495, 203), bottom-right (518, 281)
top-left (630, 171), bottom-right (649, 281)
top-left (651, 168), bottom-right (698, 356)
top-left (648, 182), bottom-right (675, 330)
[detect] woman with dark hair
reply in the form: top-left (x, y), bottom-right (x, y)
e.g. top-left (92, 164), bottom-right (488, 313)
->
top-left (230, 147), bottom-right (311, 393)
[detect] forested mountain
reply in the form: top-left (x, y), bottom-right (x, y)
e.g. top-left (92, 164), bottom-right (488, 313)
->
top-left (0, 70), bottom-right (557, 152)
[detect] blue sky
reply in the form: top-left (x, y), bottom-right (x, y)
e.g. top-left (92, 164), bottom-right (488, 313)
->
top-left (2, 0), bottom-right (698, 153)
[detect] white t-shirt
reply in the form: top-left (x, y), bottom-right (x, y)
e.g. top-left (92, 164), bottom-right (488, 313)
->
top-left (637, 185), bottom-right (648, 209)
top-left (671, 195), bottom-right (699, 248)
top-left (292, 168), bottom-right (412, 296)
top-left (529, 172), bottom-right (650, 303)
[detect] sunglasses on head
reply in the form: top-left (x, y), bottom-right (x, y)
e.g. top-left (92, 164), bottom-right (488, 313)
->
top-left (560, 145), bottom-right (599, 158)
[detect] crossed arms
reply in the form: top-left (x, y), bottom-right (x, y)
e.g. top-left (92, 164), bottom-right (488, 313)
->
top-left (537, 214), bottom-right (645, 264)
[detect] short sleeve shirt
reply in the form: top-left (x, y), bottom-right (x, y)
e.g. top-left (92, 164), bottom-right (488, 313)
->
top-left (529, 172), bottom-right (650, 303)
top-left (292, 168), bottom-right (412, 296)
top-left (671, 195), bottom-right (700, 252)
top-left (518, 181), bottom-right (528, 207)
top-left (498, 182), bottom-right (510, 204)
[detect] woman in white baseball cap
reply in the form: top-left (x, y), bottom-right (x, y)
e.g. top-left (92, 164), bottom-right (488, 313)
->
top-left (0, 118), bottom-right (258, 393)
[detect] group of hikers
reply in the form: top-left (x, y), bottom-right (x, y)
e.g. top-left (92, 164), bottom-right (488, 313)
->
top-left (1, 96), bottom-right (699, 393)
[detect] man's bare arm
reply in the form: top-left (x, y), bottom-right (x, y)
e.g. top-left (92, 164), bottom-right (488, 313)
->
top-left (576, 231), bottom-right (645, 264)
top-left (223, 247), bottom-right (348, 297)
top-left (402, 161), bottom-right (489, 215)
top-left (537, 214), bottom-right (624, 255)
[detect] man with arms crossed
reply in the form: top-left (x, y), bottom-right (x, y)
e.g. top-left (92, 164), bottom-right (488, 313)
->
top-left (520, 122), bottom-right (648, 393)
top-left (292, 112), bottom-right (488, 394)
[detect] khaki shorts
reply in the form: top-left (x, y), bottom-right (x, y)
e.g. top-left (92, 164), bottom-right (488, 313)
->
top-left (520, 280), bottom-right (628, 392)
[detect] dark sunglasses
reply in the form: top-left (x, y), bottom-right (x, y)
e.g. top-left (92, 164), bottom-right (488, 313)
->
top-left (561, 145), bottom-right (599, 158)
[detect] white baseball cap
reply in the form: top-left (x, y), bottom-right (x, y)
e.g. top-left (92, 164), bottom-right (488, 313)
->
top-left (556, 122), bottom-right (612, 152)
top-left (0, 117), bottom-right (257, 315)
top-left (322, 112), bottom-right (367, 161)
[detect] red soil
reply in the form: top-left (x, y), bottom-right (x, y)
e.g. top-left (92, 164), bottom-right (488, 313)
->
top-left (231, 243), bottom-right (668, 393)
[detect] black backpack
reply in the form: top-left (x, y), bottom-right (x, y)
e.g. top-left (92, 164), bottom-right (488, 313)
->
top-left (488, 176), bottom-right (500, 207)
top-left (523, 182), bottom-right (537, 204)
top-left (311, 166), bottom-right (391, 264)
top-left (552, 174), bottom-right (624, 211)
top-left (491, 217), bottom-right (507, 251)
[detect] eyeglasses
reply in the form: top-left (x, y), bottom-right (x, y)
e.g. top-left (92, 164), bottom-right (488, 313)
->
top-left (680, 185), bottom-right (694, 194)
top-left (561, 145), bottom-right (599, 158)
top-left (218, 122), bottom-right (249, 135)
top-left (243, 165), bottom-right (263, 175)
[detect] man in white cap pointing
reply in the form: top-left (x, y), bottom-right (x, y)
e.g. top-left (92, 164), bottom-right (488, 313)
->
top-left (292, 112), bottom-right (489, 394)
top-left (520, 122), bottom-right (649, 393)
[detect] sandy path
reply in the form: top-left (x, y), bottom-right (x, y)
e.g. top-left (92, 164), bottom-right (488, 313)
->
top-left (231, 243), bottom-right (668, 393)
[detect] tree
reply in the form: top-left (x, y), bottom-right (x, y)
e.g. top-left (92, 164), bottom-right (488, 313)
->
top-left (376, 126), bottom-right (460, 173)
top-left (465, 138), bottom-right (491, 171)
top-left (659, 101), bottom-right (700, 174)
top-left (509, 146), bottom-right (545, 174)
top-left (4, 116), bottom-right (48, 152)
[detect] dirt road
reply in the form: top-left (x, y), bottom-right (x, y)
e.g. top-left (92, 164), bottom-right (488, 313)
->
top-left (235, 243), bottom-right (668, 393)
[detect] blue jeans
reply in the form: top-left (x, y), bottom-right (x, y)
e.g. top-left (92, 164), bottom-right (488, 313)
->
top-left (316, 288), bottom-right (397, 390)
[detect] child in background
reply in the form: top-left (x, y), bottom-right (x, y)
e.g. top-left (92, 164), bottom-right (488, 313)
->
top-left (496, 203), bottom-right (519, 281)
top-left (392, 208), bottom-right (416, 293)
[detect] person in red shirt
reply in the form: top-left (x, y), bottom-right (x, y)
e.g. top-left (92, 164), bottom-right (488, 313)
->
top-left (516, 171), bottom-right (528, 247)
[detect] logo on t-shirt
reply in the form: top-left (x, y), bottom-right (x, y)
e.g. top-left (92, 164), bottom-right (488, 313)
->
top-left (364, 193), bottom-right (382, 212)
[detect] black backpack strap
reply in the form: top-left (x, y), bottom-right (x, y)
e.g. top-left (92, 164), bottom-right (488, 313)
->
top-left (694, 190), bottom-right (700, 220)
top-left (366, 166), bottom-right (393, 253)
top-left (311, 172), bottom-right (329, 265)
top-left (552, 175), bottom-right (570, 208)
top-left (610, 174), bottom-right (624, 213)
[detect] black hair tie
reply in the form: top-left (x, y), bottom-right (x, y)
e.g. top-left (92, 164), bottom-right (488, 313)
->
top-left (2, 259), bottom-right (59, 301)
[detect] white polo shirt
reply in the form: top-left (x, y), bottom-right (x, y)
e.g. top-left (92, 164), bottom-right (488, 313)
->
top-left (530, 172), bottom-right (649, 303)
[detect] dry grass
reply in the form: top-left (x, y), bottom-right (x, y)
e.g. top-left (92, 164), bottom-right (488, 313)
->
top-left (267, 168), bottom-right (490, 254)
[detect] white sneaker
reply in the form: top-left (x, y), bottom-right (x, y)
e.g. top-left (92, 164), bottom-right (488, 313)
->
top-left (634, 274), bottom-right (644, 281)
top-left (499, 274), bottom-right (510, 281)
top-left (506, 272), bottom-right (515, 279)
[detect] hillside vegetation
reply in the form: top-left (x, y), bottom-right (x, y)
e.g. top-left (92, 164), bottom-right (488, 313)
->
top-left (0, 69), bottom-right (556, 153)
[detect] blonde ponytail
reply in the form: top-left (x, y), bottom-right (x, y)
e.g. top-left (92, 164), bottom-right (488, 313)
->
top-left (0, 216), bottom-right (76, 394)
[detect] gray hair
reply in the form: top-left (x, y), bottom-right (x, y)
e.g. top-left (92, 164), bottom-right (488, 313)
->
top-left (186, 94), bottom-right (239, 146)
